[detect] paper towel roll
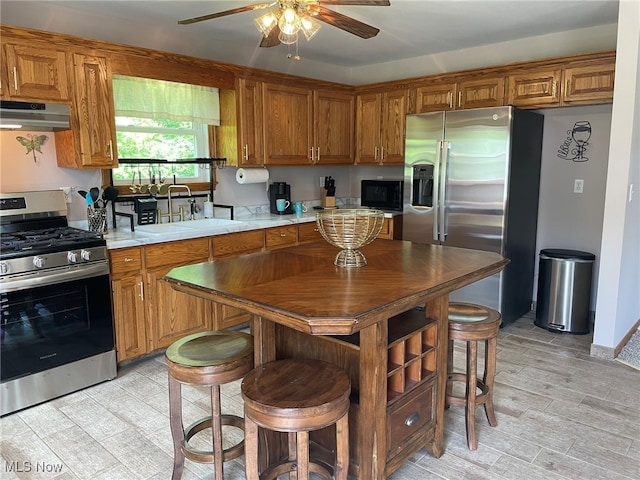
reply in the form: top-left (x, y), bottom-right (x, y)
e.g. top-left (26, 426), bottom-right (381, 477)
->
top-left (236, 168), bottom-right (269, 185)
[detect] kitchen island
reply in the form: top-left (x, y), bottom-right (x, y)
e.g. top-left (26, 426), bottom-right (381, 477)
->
top-left (164, 239), bottom-right (508, 479)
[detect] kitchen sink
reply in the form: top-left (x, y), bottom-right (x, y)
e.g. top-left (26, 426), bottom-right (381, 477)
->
top-left (134, 218), bottom-right (245, 235)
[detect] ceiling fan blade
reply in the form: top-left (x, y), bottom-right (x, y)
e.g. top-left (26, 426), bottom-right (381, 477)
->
top-left (178, 2), bottom-right (272, 25)
top-left (260, 25), bottom-right (282, 48)
top-left (319, 1), bottom-right (390, 5)
top-left (313, 6), bottom-right (381, 39)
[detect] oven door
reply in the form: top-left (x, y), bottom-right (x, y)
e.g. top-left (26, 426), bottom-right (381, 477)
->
top-left (1, 262), bottom-right (114, 382)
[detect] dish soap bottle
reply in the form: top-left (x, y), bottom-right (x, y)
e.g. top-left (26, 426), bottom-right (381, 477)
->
top-left (204, 194), bottom-right (214, 219)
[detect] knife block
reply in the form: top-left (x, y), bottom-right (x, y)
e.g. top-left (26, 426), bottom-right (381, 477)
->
top-left (322, 189), bottom-right (335, 208)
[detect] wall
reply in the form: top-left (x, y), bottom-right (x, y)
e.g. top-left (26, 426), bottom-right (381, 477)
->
top-left (534, 104), bottom-right (612, 310)
top-left (0, 131), bottom-right (102, 220)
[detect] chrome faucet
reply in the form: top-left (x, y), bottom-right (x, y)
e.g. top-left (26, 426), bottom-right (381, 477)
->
top-left (167, 185), bottom-right (192, 222)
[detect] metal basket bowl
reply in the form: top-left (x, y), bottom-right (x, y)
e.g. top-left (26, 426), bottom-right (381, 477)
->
top-left (316, 209), bottom-right (385, 267)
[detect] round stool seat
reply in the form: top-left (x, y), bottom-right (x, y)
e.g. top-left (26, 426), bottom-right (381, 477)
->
top-left (166, 331), bottom-right (254, 480)
top-left (242, 358), bottom-right (351, 480)
top-left (447, 303), bottom-right (501, 451)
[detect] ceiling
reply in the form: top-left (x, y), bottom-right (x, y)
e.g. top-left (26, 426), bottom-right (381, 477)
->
top-left (1, 1), bottom-right (620, 85)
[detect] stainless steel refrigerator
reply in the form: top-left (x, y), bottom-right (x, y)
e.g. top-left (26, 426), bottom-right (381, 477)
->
top-left (403, 106), bottom-right (544, 325)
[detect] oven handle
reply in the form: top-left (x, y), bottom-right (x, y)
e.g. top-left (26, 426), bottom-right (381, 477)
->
top-left (0, 261), bottom-right (110, 293)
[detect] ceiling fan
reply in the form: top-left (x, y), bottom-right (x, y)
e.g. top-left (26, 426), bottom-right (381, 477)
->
top-left (178, 1), bottom-right (390, 50)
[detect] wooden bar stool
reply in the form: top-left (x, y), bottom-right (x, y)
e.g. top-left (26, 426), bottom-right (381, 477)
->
top-left (446, 302), bottom-right (502, 450)
top-left (241, 358), bottom-right (351, 480)
top-left (165, 331), bottom-right (254, 480)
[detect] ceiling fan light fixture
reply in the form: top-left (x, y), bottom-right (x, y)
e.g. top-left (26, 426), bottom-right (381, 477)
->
top-left (300, 15), bottom-right (321, 41)
top-left (278, 29), bottom-right (299, 45)
top-left (278, 7), bottom-right (301, 36)
top-left (254, 11), bottom-right (278, 37)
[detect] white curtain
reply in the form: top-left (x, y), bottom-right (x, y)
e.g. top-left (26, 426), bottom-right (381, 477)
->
top-left (112, 75), bottom-right (220, 125)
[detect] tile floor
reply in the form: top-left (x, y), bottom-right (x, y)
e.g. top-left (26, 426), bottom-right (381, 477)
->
top-left (1, 312), bottom-right (639, 480)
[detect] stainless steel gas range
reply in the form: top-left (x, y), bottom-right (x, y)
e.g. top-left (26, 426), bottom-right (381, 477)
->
top-left (0, 190), bottom-right (116, 416)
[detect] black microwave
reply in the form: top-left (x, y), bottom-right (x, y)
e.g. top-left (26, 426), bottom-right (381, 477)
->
top-left (361, 180), bottom-right (403, 211)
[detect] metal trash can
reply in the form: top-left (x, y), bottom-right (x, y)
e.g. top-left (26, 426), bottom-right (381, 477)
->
top-left (535, 249), bottom-right (595, 334)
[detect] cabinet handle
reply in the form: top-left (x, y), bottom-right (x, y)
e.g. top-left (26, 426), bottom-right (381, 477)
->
top-left (12, 67), bottom-right (18, 91)
top-left (404, 412), bottom-right (420, 427)
top-left (138, 281), bottom-right (144, 302)
top-left (458, 91), bottom-right (462, 108)
top-left (380, 146), bottom-right (385, 161)
top-left (108, 140), bottom-right (114, 159)
top-left (123, 257), bottom-right (134, 263)
top-left (447, 91), bottom-right (453, 109)
top-left (310, 147), bottom-right (315, 162)
top-left (316, 147), bottom-right (320, 163)
top-left (280, 233), bottom-right (287, 237)
top-left (374, 146), bottom-right (379, 161)
top-left (243, 144), bottom-right (249, 161)
top-left (565, 80), bottom-right (570, 97)
top-left (552, 81), bottom-right (557, 98)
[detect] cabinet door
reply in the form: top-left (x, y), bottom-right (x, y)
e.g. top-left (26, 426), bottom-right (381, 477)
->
top-left (506, 69), bottom-right (561, 108)
top-left (457, 77), bottom-right (505, 110)
top-left (298, 222), bottom-right (322, 243)
top-left (380, 89), bottom-right (408, 165)
top-left (313, 90), bottom-right (354, 164)
top-left (112, 275), bottom-right (147, 362)
top-left (415, 83), bottom-right (455, 113)
top-left (262, 83), bottom-right (313, 165)
top-left (355, 93), bottom-right (382, 164)
top-left (57, 53), bottom-right (118, 168)
top-left (562, 62), bottom-right (615, 105)
top-left (238, 78), bottom-right (264, 166)
top-left (2, 43), bottom-right (70, 101)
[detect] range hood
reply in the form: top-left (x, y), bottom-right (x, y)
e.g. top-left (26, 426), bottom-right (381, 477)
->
top-left (0, 101), bottom-right (71, 131)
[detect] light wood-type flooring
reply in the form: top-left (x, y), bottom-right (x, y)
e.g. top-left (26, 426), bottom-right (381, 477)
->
top-left (1, 312), bottom-right (639, 479)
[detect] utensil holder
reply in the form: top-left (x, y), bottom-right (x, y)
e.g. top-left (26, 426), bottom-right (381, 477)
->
top-left (87, 207), bottom-right (108, 234)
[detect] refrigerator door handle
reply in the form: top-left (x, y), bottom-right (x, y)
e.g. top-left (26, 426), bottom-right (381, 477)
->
top-left (432, 141), bottom-right (443, 241)
top-left (439, 141), bottom-right (450, 242)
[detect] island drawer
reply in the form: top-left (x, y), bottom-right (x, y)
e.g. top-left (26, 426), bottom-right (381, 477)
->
top-left (265, 225), bottom-right (298, 249)
top-left (386, 380), bottom-right (434, 455)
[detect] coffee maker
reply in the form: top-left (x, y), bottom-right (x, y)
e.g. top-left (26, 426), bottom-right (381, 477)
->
top-left (269, 182), bottom-right (293, 215)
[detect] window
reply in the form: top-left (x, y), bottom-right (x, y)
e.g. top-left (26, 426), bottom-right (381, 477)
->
top-left (111, 75), bottom-right (220, 184)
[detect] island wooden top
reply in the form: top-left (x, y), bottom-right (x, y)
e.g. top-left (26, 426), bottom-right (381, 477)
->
top-left (165, 240), bottom-right (508, 335)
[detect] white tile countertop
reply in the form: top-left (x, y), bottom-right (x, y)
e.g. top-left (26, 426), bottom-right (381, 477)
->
top-left (70, 208), bottom-right (400, 250)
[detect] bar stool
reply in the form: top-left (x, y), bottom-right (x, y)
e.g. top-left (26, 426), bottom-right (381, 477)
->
top-left (241, 358), bottom-right (351, 480)
top-left (166, 331), bottom-right (254, 480)
top-left (446, 302), bottom-right (502, 450)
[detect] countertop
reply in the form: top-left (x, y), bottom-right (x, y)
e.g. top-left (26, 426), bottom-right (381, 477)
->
top-left (70, 209), bottom-right (401, 250)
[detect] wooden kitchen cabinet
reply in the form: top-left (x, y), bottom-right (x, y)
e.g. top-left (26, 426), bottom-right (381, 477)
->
top-left (262, 83), bottom-right (314, 165)
top-left (265, 225), bottom-right (298, 249)
top-left (356, 89), bottom-right (408, 165)
top-left (236, 78), bottom-right (264, 166)
top-left (110, 247), bottom-right (147, 362)
top-left (313, 89), bottom-right (354, 164)
top-left (506, 68), bottom-right (562, 107)
top-left (144, 238), bottom-right (211, 350)
top-left (298, 221), bottom-right (323, 243)
top-left (414, 76), bottom-right (504, 113)
top-left (562, 60), bottom-right (615, 105)
top-left (1, 42), bottom-right (70, 102)
top-left (377, 216), bottom-right (403, 240)
top-left (56, 52), bottom-right (118, 169)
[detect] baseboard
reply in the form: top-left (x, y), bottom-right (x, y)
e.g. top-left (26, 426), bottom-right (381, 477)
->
top-left (613, 318), bottom-right (640, 357)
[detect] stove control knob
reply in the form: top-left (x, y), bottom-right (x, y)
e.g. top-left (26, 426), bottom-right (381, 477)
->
top-left (0, 262), bottom-right (8, 274)
top-left (67, 251), bottom-right (78, 263)
top-left (81, 249), bottom-right (91, 261)
top-left (33, 256), bottom-right (46, 268)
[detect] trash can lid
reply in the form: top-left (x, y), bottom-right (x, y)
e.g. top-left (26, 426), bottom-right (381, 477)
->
top-left (540, 249), bottom-right (595, 260)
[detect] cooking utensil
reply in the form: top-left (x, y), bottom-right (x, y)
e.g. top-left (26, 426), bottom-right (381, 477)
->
top-left (90, 187), bottom-right (100, 203)
top-left (102, 186), bottom-right (119, 207)
top-left (78, 189), bottom-right (88, 199)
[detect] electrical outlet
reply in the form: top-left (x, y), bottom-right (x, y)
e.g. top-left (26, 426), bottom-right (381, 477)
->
top-left (319, 176), bottom-right (325, 188)
top-left (574, 179), bottom-right (584, 194)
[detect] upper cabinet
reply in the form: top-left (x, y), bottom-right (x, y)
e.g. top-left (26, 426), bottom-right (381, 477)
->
top-left (507, 55), bottom-right (615, 108)
top-left (356, 89), bottom-right (407, 165)
top-left (1, 42), bottom-right (70, 102)
top-left (56, 53), bottom-right (118, 169)
top-left (262, 83), bottom-right (313, 165)
top-left (312, 90), bottom-right (354, 165)
top-left (414, 76), bottom-right (504, 113)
